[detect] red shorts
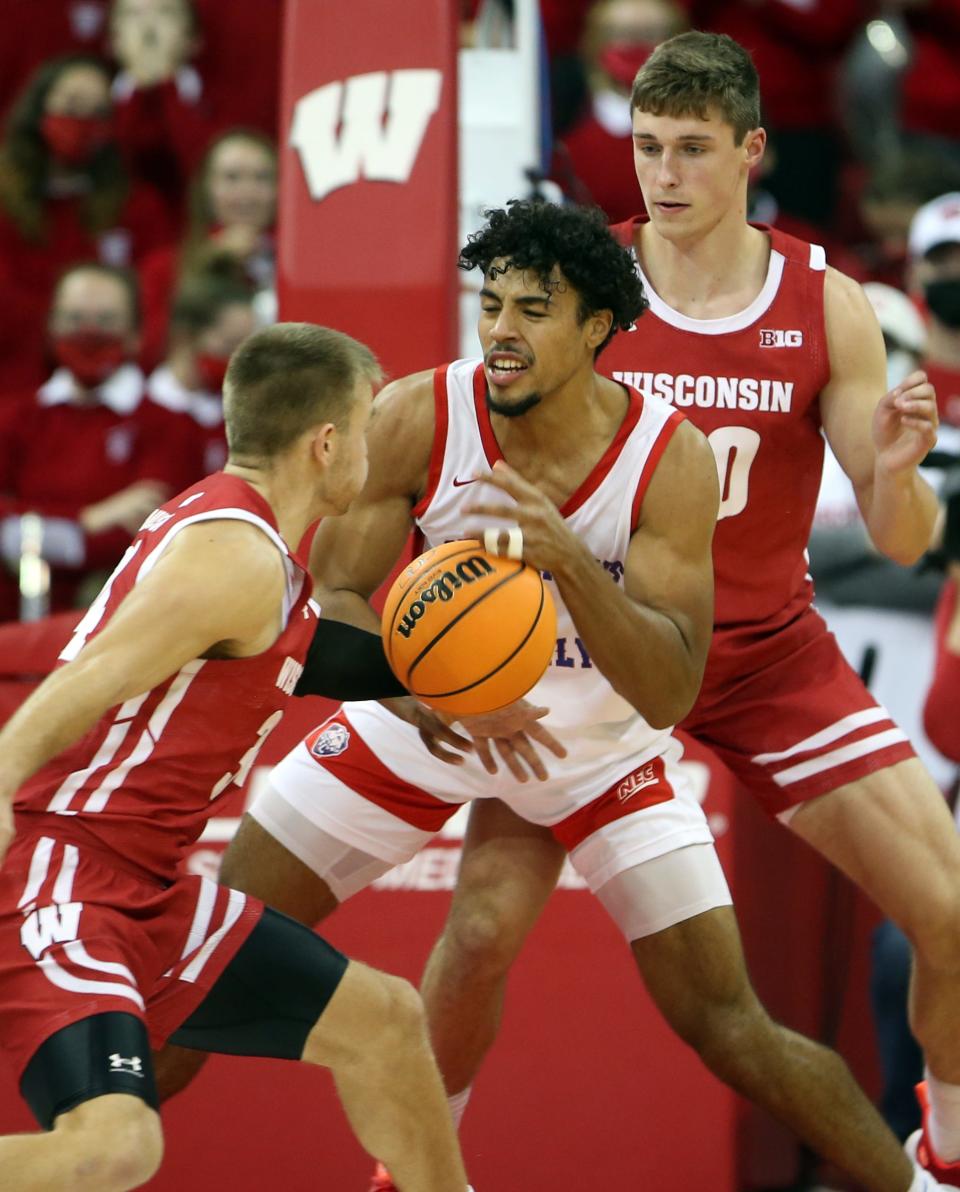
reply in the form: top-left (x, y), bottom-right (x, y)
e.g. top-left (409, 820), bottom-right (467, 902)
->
top-left (681, 607), bottom-right (916, 816)
top-left (0, 832), bottom-right (263, 1080)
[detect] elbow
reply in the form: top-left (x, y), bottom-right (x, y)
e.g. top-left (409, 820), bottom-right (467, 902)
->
top-left (621, 672), bottom-right (702, 730)
top-left (879, 540), bottom-right (927, 568)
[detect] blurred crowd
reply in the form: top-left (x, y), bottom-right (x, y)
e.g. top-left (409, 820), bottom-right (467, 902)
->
top-left (0, 0), bottom-right (280, 620)
top-left (2, 0), bottom-right (959, 627)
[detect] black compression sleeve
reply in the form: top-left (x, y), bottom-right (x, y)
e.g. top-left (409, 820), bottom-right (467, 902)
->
top-left (294, 618), bottom-right (406, 700)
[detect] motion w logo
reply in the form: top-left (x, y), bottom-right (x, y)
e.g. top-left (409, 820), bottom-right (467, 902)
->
top-left (290, 70), bottom-right (443, 202)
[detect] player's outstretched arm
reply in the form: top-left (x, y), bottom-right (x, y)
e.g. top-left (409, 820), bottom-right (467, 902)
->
top-left (821, 267), bottom-right (940, 565)
top-left (467, 420), bottom-right (719, 728)
top-left (0, 520), bottom-right (286, 864)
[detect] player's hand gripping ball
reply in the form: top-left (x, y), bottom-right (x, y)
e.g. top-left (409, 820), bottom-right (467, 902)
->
top-left (381, 539), bottom-right (557, 717)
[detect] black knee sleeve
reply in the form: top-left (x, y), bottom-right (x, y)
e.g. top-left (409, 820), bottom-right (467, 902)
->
top-left (20, 1012), bottom-right (158, 1130)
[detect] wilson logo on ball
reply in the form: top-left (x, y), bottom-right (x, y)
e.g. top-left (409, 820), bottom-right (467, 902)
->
top-left (381, 539), bottom-right (557, 717)
top-left (396, 555), bottom-right (495, 639)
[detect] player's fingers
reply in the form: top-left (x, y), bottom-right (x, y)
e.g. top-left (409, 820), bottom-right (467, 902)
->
top-left (494, 737), bottom-right (531, 783)
top-left (418, 729), bottom-right (466, 766)
top-left (483, 526), bottom-right (523, 560)
top-left (463, 501), bottom-right (520, 521)
top-left (429, 720), bottom-right (475, 752)
top-left (525, 720), bottom-right (568, 758)
top-left (471, 736), bottom-right (499, 775)
top-left (503, 734), bottom-right (549, 781)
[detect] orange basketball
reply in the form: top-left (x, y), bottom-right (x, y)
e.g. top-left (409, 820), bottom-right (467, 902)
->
top-left (381, 539), bottom-right (557, 717)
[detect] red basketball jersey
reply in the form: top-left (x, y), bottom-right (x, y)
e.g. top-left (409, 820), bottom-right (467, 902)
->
top-left (14, 473), bottom-right (317, 880)
top-left (605, 218), bottom-right (830, 631)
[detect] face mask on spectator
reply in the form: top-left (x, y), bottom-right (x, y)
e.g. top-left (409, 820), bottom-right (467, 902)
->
top-left (52, 330), bottom-right (128, 387)
top-left (195, 353), bottom-right (230, 393)
top-left (924, 278), bottom-right (960, 329)
top-left (41, 113), bottom-right (115, 166)
top-left (598, 42), bottom-right (657, 91)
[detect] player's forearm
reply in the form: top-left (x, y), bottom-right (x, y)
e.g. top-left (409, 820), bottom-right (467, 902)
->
top-left (862, 465), bottom-right (940, 565)
top-left (552, 553), bottom-right (705, 728)
top-left (0, 657), bottom-right (135, 803)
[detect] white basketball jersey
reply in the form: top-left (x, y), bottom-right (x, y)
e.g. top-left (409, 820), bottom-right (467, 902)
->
top-left (402, 357), bottom-right (684, 768)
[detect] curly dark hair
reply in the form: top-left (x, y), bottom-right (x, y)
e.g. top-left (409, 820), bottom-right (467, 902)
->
top-left (458, 199), bottom-right (647, 354)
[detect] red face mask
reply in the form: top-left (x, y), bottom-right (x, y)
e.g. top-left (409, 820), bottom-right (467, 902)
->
top-left (194, 353), bottom-right (230, 393)
top-left (41, 113), bottom-right (115, 166)
top-left (598, 42), bottom-right (657, 91)
top-left (52, 331), bottom-right (129, 388)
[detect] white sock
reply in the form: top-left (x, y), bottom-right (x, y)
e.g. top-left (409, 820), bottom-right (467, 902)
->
top-left (448, 1086), bottom-right (472, 1131)
top-left (927, 1067), bottom-right (960, 1163)
top-left (910, 1170), bottom-right (938, 1191)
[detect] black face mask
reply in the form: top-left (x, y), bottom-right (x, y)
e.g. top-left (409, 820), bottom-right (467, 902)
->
top-left (924, 278), bottom-right (960, 329)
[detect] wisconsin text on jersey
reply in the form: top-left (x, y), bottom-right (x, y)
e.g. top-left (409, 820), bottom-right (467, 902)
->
top-left (612, 371), bottom-right (793, 412)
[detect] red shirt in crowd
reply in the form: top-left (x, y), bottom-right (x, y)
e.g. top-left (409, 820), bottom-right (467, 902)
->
top-left (146, 363), bottom-right (227, 477)
top-left (0, 1), bottom-right (110, 123)
top-left (0, 363), bottom-right (198, 619)
top-left (901, 0), bottom-right (960, 144)
top-left (925, 359), bottom-right (960, 430)
top-left (0, 184), bottom-right (174, 392)
top-left (686, 0), bottom-right (865, 130)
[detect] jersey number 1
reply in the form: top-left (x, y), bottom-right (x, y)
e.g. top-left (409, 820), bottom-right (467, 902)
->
top-left (707, 426), bottom-right (760, 521)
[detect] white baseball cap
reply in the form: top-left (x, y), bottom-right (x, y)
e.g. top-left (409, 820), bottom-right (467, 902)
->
top-left (862, 282), bottom-right (926, 354)
top-left (908, 192), bottom-right (960, 259)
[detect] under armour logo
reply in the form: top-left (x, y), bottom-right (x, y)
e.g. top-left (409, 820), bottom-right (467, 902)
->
top-left (109, 1054), bottom-right (144, 1077)
top-left (290, 70), bottom-right (443, 202)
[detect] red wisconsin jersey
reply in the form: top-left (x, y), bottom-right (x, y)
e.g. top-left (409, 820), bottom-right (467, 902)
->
top-left (605, 218), bottom-right (830, 631)
top-left (14, 473), bottom-right (317, 881)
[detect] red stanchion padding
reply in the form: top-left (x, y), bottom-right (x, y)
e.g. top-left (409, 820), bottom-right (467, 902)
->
top-left (278, 1), bottom-right (459, 380)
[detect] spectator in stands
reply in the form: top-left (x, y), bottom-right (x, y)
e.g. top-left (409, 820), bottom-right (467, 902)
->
top-left (852, 152), bottom-right (960, 290)
top-left (0, 1), bottom-right (110, 123)
top-left (0, 262), bottom-right (196, 620)
top-left (0, 53), bottom-right (173, 392)
top-left (895, 0), bottom-right (960, 167)
top-left (553, 0), bottom-right (687, 222)
top-left (190, 0), bottom-right (281, 140)
top-left (146, 273), bottom-right (258, 476)
top-left (137, 128), bottom-right (276, 366)
top-left (688, 0), bottom-right (864, 229)
top-left (909, 192), bottom-right (960, 429)
top-left (109, 0), bottom-right (215, 218)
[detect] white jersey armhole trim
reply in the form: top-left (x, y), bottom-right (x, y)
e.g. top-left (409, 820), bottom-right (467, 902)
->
top-left (137, 508), bottom-right (301, 624)
top-left (809, 243), bottom-right (827, 271)
top-left (634, 250), bottom-right (786, 335)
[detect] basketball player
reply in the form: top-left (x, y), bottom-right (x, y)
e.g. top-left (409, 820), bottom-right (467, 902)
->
top-left (186, 201), bottom-right (946, 1191)
top-left (0, 324), bottom-right (469, 1191)
top-left (319, 32), bottom-right (958, 1191)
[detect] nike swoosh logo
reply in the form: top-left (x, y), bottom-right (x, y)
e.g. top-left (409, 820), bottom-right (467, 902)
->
top-left (452, 477), bottom-right (478, 487)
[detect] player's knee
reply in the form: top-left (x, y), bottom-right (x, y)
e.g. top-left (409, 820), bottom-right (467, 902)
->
top-left (307, 966), bottom-right (427, 1072)
top-left (664, 983), bottom-right (775, 1074)
top-left (112, 1106), bottom-right (163, 1187)
top-left (368, 971), bottom-right (427, 1049)
top-left (900, 886), bottom-right (960, 973)
top-left (59, 1096), bottom-right (163, 1189)
top-left (441, 898), bottom-right (525, 976)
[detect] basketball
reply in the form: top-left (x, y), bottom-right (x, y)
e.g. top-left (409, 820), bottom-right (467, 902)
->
top-left (381, 539), bottom-right (557, 717)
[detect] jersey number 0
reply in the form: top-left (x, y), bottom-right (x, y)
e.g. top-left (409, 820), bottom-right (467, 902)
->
top-left (707, 426), bottom-right (761, 521)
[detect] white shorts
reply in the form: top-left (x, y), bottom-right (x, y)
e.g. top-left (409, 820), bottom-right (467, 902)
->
top-left (249, 706), bottom-right (730, 937)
